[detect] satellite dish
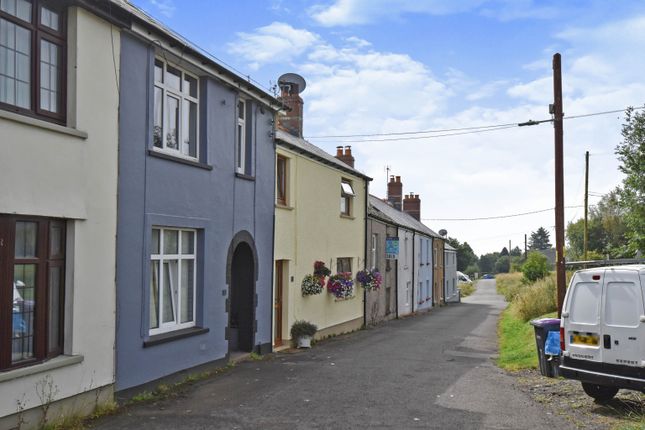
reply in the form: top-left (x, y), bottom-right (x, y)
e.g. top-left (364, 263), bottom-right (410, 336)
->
top-left (278, 73), bottom-right (306, 93)
top-left (439, 229), bottom-right (448, 237)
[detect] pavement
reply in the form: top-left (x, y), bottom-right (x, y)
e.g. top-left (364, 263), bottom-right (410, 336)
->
top-left (93, 279), bottom-right (573, 429)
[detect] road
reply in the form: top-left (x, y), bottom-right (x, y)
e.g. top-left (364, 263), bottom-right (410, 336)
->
top-left (94, 279), bottom-right (572, 429)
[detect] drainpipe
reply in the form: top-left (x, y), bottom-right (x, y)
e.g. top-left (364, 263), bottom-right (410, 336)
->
top-left (442, 242), bottom-right (446, 305)
top-left (363, 179), bottom-right (369, 327)
top-left (269, 112), bottom-right (277, 353)
top-left (411, 231), bottom-right (416, 313)
top-left (395, 228), bottom-right (399, 319)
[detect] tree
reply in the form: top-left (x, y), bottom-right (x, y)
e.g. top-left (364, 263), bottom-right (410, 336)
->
top-left (616, 107), bottom-right (645, 254)
top-left (500, 247), bottom-right (509, 256)
top-left (478, 253), bottom-right (497, 274)
top-left (495, 257), bottom-right (509, 273)
top-left (510, 246), bottom-right (523, 257)
top-left (447, 237), bottom-right (478, 272)
top-left (522, 251), bottom-right (549, 282)
top-left (529, 227), bottom-right (552, 250)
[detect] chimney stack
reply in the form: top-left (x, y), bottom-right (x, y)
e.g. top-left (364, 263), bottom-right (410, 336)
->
top-left (277, 73), bottom-right (306, 137)
top-left (335, 145), bottom-right (355, 168)
top-left (403, 192), bottom-right (421, 221)
top-left (387, 175), bottom-right (403, 210)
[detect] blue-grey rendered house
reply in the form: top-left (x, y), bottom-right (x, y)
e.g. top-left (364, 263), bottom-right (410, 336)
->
top-left (113, 2), bottom-right (282, 391)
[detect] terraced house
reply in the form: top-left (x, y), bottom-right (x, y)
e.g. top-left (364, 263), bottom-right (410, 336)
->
top-left (0, 0), bottom-right (121, 427)
top-left (272, 73), bottom-right (371, 346)
top-left (112, 2), bottom-right (281, 391)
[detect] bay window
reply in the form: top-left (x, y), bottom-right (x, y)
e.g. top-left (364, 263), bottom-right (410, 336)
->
top-left (0, 0), bottom-right (66, 122)
top-left (153, 58), bottom-right (199, 159)
top-left (0, 215), bottom-right (65, 370)
top-left (149, 227), bottom-right (196, 335)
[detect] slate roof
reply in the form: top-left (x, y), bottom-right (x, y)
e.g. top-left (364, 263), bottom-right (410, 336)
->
top-left (276, 130), bottom-right (372, 181)
top-left (368, 195), bottom-right (442, 239)
top-left (444, 243), bottom-right (456, 251)
top-left (106, 0), bottom-right (281, 109)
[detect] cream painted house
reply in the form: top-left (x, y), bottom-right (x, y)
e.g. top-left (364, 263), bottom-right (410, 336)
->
top-left (0, 3), bottom-right (120, 428)
top-left (273, 130), bottom-right (371, 344)
top-left (272, 74), bottom-right (371, 345)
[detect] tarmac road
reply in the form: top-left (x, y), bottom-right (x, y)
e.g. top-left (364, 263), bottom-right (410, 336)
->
top-left (94, 279), bottom-right (572, 429)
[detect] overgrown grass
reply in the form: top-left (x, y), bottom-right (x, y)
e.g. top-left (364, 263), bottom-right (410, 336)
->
top-left (495, 272), bottom-right (524, 302)
top-left (513, 275), bottom-right (557, 322)
top-left (458, 282), bottom-right (476, 297)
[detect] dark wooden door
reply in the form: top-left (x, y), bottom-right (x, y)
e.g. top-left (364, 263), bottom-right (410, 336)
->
top-left (274, 261), bottom-right (284, 347)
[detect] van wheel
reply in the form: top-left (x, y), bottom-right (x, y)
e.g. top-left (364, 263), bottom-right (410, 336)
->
top-left (581, 382), bottom-right (618, 403)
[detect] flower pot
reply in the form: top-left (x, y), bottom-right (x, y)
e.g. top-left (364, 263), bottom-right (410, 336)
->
top-left (297, 335), bottom-right (312, 348)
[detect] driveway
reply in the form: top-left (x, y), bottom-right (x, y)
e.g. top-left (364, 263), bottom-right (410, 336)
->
top-left (94, 279), bottom-right (572, 429)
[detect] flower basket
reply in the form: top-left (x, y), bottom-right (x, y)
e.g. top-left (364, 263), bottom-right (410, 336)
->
top-left (327, 272), bottom-right (354, 300)
top-left (291, 320), bottom-right (317, 348)
top-left (301, 274), bottom-right (324, 296)
top-left (356, 269), bottom-right (382, 291)
top-left (313, 261), bottom-right (331, 278)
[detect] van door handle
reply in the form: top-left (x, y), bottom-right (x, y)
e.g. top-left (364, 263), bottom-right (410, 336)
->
top-left (603, 334), bottom-right (611, 349)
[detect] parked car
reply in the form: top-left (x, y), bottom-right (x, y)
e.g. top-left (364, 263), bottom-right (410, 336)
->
top-left (559, 265), bottom-right (645, 403)
top-left (457, 271), bottom-right (472, 284)
top-left (482, 274), bottom-right (494, 279)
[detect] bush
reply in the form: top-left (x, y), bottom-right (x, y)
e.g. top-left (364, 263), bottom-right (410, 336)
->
top-left (290, 320), bottom-right (317, 339)
top-left (496, 272), bottom-right (524, 302)
top-left (521, 251), bottom-right (549, 283)
top-left (513, 275), bottom-right (557, 321)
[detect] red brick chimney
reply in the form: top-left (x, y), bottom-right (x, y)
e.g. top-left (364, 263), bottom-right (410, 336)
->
top-left (336, 145), bottom-right (355, 168)
top-left (387, 176), bottom-right (403, 210)
top-left (403, 192), bottom-right (421, 221)
top-left (277, 73), bottom-right (306, 137)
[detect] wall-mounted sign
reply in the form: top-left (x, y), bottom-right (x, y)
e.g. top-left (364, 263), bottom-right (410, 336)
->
top-left (385, 236), bottom-right (399, 259)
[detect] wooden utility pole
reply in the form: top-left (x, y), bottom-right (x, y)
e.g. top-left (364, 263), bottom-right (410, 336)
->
top-left (583, 151), bottom-right (589, 260)
top-left (524, 234), bottom-right (528, 259)
top-left (509, 240), bottom-right (512, 272)
top-left (553, 53), bottom-right (566, 316)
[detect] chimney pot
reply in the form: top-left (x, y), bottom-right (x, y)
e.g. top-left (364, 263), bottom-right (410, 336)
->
top-left (336, 146), bottom-right (343, 157)
top-left (345, 145), bottom-right (352, 156)
top-left (396, 176), bottom-right (401, 183)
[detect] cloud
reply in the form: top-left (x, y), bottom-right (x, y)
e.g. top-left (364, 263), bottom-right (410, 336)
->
top-left (149, 0), bottom-right (175, 18)
top-left (227, 23), bottom-right (319, 70)
top-left (309, 0), bottom-right (487, 27)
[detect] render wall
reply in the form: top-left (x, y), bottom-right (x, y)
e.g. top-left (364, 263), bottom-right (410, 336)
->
top-left (365, 218), bottom-right (397, 325)
top-left (444, 250), bottom-right (459, 302)
top-left (115, 34), bottom-right (275, 391)
top-left (0, 7), bottom-right (119, 420)
top-left (415, 236), bottom-right (433, 312)
top-left (273, 146), bottom-right (367, 341)
top-left (397, 228), bottom-right (414, 317)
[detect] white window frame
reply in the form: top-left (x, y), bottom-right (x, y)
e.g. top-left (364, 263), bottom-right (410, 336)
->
top-left (150, 227), bottom-right (197, 335)
top-left (236, 99), bottom-right (246, 173)
top-left (371, 233), bottom-right (377, 270)
top-left (340, 179), bottom-right (355, 216)
top-left (153, 58), bottom-right (200, 160)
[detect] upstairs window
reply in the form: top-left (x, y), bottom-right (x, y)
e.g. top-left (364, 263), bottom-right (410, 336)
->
top-left (340, 180), bottom-right (354, 216)
top-left (370, 234), bottom-right (377, 270)
top-left (153, 59), bottom-right (199, 159)
top-left (276, 154), bottom-right (288, 205)
top-left (236, 99), bottom-right (247, 173)
top-left (0, 0), bottom-right (66, 122)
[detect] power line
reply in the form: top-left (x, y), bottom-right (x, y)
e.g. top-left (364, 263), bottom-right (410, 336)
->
top-left (305, 106), bottom-right (645, 142)
top-left (422, 205), bottom-right (585, 221)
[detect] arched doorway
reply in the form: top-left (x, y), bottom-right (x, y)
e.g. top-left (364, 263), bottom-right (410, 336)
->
top-left (229, 242), bottom-right (255, 352)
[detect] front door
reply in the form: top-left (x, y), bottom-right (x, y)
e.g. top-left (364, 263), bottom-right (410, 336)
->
top-left (274, 261), bottom-right (284, 347)
top-left (229, 242), bottom-right (255, 352)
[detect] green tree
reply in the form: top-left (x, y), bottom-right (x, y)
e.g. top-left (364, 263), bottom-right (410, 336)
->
top-left (510, 246), bottom-right (523, 257)
top-left (500, 247), bottom-right (509, 256)
top-left (495, 257), bottom-right (510, 273)
top-left (522, 251), bottom-right (549, 282)
top-left (478, 253), bottom-right (498, 273)
top-left (447, 237), bottom-right (478, 272)
top-left (616, 107), bottom-right (645, 254)
top-left (529, 227), bottom-right (552, 250)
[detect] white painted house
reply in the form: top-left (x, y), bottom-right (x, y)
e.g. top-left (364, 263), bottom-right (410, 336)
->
top-left (444, 244), bottom-right (459, 303)
top-left (0, 2), bottom-right (121, 427)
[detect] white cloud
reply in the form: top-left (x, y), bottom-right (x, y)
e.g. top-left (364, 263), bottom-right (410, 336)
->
top-left (149, 0), bottom-right (175, 18)
top-left (227, 23), bottom-right (319, 70)
top-left (309, 0), bottom-right (487, 27)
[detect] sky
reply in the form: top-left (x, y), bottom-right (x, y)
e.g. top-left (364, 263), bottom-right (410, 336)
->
top-left (131, 0), bottom-right (645, 256)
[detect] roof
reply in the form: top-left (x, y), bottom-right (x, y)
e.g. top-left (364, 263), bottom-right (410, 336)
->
top-left (368, 195), bottom-right (441, 239)
top-left (104, 0), bottom-right (281, 110)
top-left (276, 130), bottom-right (372, 181)
top-left (444, 243), bottom-right (456, 251)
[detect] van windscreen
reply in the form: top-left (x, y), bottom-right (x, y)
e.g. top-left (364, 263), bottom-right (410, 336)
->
top-left (570, 282), bottom-right (600, 324)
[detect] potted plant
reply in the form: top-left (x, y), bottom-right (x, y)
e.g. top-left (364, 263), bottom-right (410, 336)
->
top-left (327, 272), bottom-right (354, 300)
top-left (301, 274), bottom-right (324, 296)
top-left (313, 261), bottom-right (331, 278)
top-left (356, 269), bottom-right (382, 291)
top-left (290, 320), bottom-right (318, 348)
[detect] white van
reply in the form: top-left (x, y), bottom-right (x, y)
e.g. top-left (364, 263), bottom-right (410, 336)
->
top-left (559, 265), bottom-right (645, 403)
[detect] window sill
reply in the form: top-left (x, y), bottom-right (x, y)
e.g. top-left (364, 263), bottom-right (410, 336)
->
top-left (143, 326), bottom-right (209, 348)
top-left (148, 150), bottom-right (213, 170)
top-left (235, 172), bottom-right (255, 181)
top-left (0, 109), bottom-right (88, 139)
top-left (0, 355), bottom-right (84, 383)
top-left (340, 214), bottom-right (355, 220)
top-left (275, 203), bottom-right (294, 210)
